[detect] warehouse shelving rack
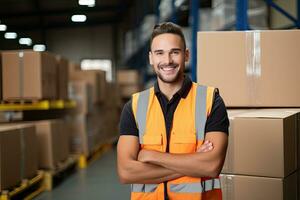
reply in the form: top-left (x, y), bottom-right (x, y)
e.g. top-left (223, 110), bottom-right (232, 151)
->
top-left (0, 100), bottom-right (78, 196)
top-left (0, 100), bottom-right (76, 111)
top-left (0, 172), bottom-right (44, 200)
top-left (0, 100), bottom-right (76, 122)
top-left (124, 0), bottom-right (300, 83)
top-left (43, 156), bottom-right (78, 191)
top-left (78, 136), bottom-right (118, 169)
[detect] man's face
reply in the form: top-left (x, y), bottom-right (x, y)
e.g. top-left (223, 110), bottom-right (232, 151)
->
top-left (149, 33), bottom-right (189, 84)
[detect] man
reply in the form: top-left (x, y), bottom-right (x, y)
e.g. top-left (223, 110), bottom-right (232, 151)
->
top-left (117, 22), bottom-right (229, 200)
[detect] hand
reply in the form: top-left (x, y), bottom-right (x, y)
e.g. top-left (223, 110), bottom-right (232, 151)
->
top-left (138, 149), bottom-right (155, 163)
top-left (197, 140), bottom-right (213, 153)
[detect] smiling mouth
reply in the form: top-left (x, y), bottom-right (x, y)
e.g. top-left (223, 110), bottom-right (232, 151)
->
top-left (159, 64), bottom-right (178, 72)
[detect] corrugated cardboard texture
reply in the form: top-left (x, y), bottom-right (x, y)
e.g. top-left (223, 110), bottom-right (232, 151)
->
top-left (105, 82), bottom-right (122, 108)
top-left (56, 56), bottom-right (69, 100)
top-left (223, 109), bottom-right (297, 178)
top-left (34, 120), bottom-right (61, 170)
top-left (0, 124), bottom-right (38, 181)
top-left (220, 172), bottom-right (297, 200)
top-left (57, 120), bottom-right (69, 162)
top-left (120, 85), bottom-right (141, 98)
top-left (68, 62), bottom-right (80, 74)
top-left (197, 30), bottom-right (300, 107)
top-left (68, 81), bottom-right (93, 114)
top-left (117, 70), bottom-right (140, 85)
top-left (2, 50), bottom-right (57, 100)
top-left (66, 115), bottom-right (89, 156)
top-left (70, 70), bottom-right (105, 104)
top-left (0, 127), bottom-right (21, 191)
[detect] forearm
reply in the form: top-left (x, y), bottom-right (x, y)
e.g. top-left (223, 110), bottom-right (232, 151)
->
top-left (139, 132), bottom-right (228, 178)
top-left (118, 159), bottom-right (183, 184)
top-left (142, 173), bottom-right (183, 184)
top-left (145, 151), bottom-right (221, 178)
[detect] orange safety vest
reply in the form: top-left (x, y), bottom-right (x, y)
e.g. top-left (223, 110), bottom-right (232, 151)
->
top-left (130, 83), bottom-right (222, 200)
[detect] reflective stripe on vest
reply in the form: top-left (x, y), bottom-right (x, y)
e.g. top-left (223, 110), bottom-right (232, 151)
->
top-left (195, 85), bottom-right (207, 141)
top-left (170, 178), bottom-right (221, 193)
top-left (131, 183), bottom-right (158, 193)
top-left (136, 89), bottom-right (150, 144)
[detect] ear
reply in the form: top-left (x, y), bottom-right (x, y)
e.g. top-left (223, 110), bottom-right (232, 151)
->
top-left (184, 48), bottom-right (190, 62)
top-left (149, 51), bottom-right (153, 65)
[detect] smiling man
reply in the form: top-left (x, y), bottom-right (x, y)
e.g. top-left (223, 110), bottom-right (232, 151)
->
top-left (117, 22), bottom-right (229, 200)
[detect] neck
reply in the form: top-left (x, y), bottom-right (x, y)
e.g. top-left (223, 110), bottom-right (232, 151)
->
top-left (157, 76), bottom-right (184, 100)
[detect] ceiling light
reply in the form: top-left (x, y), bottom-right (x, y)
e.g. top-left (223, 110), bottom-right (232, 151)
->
top-left (19, 38), bottom-right (32, 46)
top-left (71, 15), bottom-right (87, 22)
top-left (78, 0), bottom-right (95, 7)
top-left (0, 24), bottom-right (7, 31)
top-left (4, 32), bottom-right (17, 39)
top-left (33, 44), bottom-right (46, 52)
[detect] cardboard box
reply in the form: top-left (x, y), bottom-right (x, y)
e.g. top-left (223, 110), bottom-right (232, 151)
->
top-left (197, 30), bottom-right (300, 107)
top-left (268, 108), bottom-right (300, 170)
top-left (223, 109), bottom-right (298, 178)
top-left (15, 124), bottom-right (38, 179)
top-left (34, 120), bottom-right (61, 170)
top-left (70, 70), bottom-right (106, 104)
top-left (120, 85), bottom-right (141, 98)
top-left (68, 62), bottom-right (80, 74)
top-left (56, 56), bottom-right (69, 100)
top-left (0, 126), bottom-right (21, 191)
top-left (220, 172), bottom-right (297, 200)
top-left (67, 111), bottom-right (107, 156)
top-left (2, 50), bottom-right (57, 100)
top-left (117, 70), bottom-right (140, 85)
top-left (105, 82), bottom-right (122, 108)
top-left (68, 81), bottom-right (93, 114)
top-left (57, 120), bottom-right (69, 162)
top-left (66, 115), bottom-right (89, 156)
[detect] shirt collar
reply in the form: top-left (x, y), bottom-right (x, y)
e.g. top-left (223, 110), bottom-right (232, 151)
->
top-left (154, 75), bottom-right (192, 99)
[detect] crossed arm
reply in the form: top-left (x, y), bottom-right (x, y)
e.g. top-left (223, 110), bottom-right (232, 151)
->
top-left (117, 132), bottom-right (228, 184)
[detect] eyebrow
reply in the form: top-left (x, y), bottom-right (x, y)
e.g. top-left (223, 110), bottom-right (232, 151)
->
top-left (152, 48), bottom-right (182, 53)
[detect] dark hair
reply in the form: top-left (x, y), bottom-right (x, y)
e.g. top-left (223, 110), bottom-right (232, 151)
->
top-left (150, 22), bottom-right (186, 51)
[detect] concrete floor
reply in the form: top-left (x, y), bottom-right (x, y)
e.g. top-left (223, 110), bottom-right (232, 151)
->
top-left (34, 147), bottom-right (130, 199)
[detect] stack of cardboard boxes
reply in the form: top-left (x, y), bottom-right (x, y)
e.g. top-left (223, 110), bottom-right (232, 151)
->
top-left (33, 120), bottom-right (69, 170)
top-left (1, 50), bottom-right (69, 100)
top-left (0, 124), bottom-right (38, 191)
top-left (0, 50), bottom-right (73, 192)
top-left (68, 65), bottom-right (120, 156)
top-left (117, 69), bottom-right (142, 99)
top-left (1, 50), bottom-right (57, 100)
top-left (102, 82), bottom-right (122, 142)
top-left (197, 30), bottom-right (300, 199)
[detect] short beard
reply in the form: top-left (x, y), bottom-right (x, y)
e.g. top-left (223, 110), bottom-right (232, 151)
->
top-left (157, 72), bottom-right (181, 83)
top-left (156, 63), bottom-right (182, 83)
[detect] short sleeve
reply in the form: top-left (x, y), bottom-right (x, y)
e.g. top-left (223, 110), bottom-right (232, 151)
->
top-left (205, 91), bottom-right (229, 134)
top-left (119, 99), bottom-right (139, 136)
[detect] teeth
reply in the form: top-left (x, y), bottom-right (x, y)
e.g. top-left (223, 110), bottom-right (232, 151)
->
top-left (163, 68), bottom-right (173, 71)
top-left (161, 67), bottom-right (175, 71)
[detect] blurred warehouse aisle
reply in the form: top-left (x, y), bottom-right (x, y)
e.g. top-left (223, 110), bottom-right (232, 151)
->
top-left (34, 147), bottom-right (130, 200)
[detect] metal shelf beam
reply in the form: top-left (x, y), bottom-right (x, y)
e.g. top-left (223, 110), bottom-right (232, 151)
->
top-left (236, 0), bottom-right (249, 30)
top-left (190, 0), bottom-right (199, 82)
top-left (265, 0), bottom-right (300, 28)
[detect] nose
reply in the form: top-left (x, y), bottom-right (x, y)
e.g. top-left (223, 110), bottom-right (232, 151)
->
top-left (162, 52), bottom-right (173, 64)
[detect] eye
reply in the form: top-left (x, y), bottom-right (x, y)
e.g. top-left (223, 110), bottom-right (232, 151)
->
top-left (155, 51), bottom-right (163, 56)
top-left (171, 50), bottom-right (180, 55)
